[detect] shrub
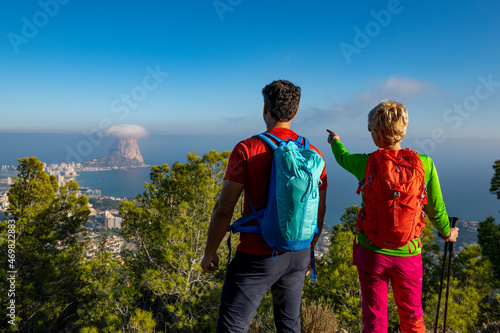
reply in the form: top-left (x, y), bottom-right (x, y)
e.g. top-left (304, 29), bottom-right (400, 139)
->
top-left (301, 299), bottom-right (338, 333)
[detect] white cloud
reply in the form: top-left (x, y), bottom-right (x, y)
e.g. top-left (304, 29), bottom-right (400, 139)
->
top-left (355, 77), bottom-right (432, 104)
top-left (104, 124), bottom-right (149, 138)
top-left (298, 76), bottom-right (433, 127)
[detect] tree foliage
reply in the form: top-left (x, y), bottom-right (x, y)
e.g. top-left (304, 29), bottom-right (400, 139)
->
top-left (304, 206), bottom-right (363, 331)
top-left (333, 205), bottom-right (359, 235)
top-left (424, 244), bottom-right (497, 332)
top-left (306, 207), bottom-right (500, 332)
top-left (4, 154), bottom-right (500, 331)
top-left (420, 217), bottom-right (442, 307)
top-left (0, 157), bottom-right (89, 332)
top-left (478, 216), bottom-right (500, 280)
top-left (0, 152), bottom-right (242, 332)
top-left (77, 251), bottom-right (136, 332)
top-left (120, 150), bottom-right (239, 331)
top-left (490, 159), bottom-right (500, 200)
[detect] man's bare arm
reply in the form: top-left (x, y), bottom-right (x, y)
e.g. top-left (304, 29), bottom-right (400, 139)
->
top-left (201, 179), bottom-right (244, 273)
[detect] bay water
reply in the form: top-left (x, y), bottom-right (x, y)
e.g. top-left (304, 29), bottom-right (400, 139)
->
top-left (1, 132), bottom-right (499, 224)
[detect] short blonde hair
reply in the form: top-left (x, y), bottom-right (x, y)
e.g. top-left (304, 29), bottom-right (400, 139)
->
top-left (368, 100), bottom-right (408, 145)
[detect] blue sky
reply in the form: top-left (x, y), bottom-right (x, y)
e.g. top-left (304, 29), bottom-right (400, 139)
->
top-left (1, 0), bottom-right (499, 140)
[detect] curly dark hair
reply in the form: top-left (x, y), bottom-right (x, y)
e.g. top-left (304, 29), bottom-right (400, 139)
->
top-left (262, 80), bottom-right (301, 122)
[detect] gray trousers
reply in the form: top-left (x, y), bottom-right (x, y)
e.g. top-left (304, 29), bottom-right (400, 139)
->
top-left (217, 248), bottom-right (310, 333)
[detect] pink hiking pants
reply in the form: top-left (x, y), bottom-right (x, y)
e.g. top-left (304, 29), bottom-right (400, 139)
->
top-left (356, 244), bottom-right (425, 333)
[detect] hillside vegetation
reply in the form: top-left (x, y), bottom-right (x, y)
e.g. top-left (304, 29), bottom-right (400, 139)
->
top-left (1, 155), bottom-right (500, 332)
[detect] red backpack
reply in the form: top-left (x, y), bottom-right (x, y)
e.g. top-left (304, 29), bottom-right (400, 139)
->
top-left (356, 148), bottom-right (427, 253)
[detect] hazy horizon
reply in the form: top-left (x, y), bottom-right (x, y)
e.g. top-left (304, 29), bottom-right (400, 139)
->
top-left (1, 132), bottom-right (499, 224)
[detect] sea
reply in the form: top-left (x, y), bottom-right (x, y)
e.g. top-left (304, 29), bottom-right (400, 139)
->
top-left (1, 132), bottom-right (499, 225)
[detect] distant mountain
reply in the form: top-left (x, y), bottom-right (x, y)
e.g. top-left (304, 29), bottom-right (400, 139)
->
top-left (82, 137), bottom-right (146, 168)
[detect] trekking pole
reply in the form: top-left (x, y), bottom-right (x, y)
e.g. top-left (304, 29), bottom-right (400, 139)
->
top-left (433, 239), bottom-right (448, 333)
top-left (433, 216), bottom-right (458, 333)
top-left (442, 216), bottom-right (458, 333)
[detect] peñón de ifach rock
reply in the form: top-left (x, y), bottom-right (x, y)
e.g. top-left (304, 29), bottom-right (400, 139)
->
top-left (82, 137), bottom-right (146, 168)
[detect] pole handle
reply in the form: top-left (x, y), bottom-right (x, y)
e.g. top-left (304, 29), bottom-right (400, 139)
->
top-left (448, 216), bottom-right (459, 252)
top-left (450, 216), bottom-right (458, 228)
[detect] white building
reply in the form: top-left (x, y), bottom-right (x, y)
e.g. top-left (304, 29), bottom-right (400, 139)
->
top-left (105, 216), bottom-right (123, 229)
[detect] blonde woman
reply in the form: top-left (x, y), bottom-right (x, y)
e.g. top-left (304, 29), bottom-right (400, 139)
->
top-left (326, 100), bottom-right (458, 332)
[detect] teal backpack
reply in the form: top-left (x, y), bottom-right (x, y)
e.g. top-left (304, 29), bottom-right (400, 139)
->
top-left (227, 132), bottom-right (324, 280)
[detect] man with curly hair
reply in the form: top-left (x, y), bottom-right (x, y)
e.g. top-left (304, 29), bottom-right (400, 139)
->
top-left (202, 80), bottom-right (328, 332)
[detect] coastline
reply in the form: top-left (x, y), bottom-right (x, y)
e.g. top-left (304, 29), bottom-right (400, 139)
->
top-left (75, 165), bottom-right (151, 172)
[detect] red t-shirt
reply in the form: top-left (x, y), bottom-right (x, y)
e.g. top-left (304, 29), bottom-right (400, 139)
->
top-left (224, 128), bottom-right (328, 255)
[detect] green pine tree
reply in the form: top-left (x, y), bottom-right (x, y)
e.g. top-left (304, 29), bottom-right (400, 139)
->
top-left (424, 244), bottom-right (496, 332)
top-left (120, 150), bottom-right (239, 332)
top-left (478, 216), bottom-right (500, 280)
top-left (490, 159), bottom-right (500, 201)
top-left (0, 157), bottom-right (89, 332)
top-left (76, 250), bottom-right (136, 332)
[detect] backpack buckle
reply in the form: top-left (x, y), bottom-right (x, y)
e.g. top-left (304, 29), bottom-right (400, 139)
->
top-left (356, 178), bottom-right (365, 195)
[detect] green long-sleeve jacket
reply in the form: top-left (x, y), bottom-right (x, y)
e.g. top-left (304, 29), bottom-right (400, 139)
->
top-left (331, 140), bottom-right (450, 256)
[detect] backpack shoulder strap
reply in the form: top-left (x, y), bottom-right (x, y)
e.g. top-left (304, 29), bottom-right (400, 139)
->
top-left (296, 135), bottom-right (310, 149)
top-left (396, 149), bottom-right (425, 174)
top-left (369, 148), bottom-right (384, 163)
top-left (256, 132), bottom-right (310, 150)
top-left (255, 132), bottom-right (280, 150)
top-left (357, 150), bottom-right (380, 194)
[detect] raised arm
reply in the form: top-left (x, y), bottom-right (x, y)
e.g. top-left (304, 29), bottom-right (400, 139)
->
top-left (326, 129), bottom-right (368, 181)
